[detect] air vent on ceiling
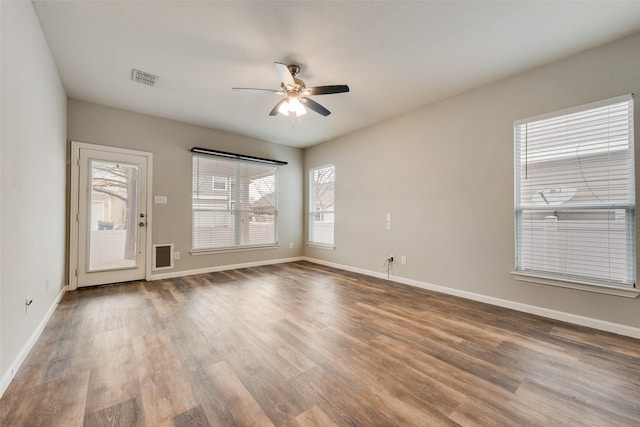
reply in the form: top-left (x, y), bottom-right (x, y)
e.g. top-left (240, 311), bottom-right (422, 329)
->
top-left (132, 69), bottom-right (158, 87)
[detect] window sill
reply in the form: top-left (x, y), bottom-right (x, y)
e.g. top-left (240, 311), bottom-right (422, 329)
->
top-left (306, 242), bottom-right (335, 250)
top-left (191, 244), bottom-right (279, 255)
top-left (511, 271), bottom-right (640, 298)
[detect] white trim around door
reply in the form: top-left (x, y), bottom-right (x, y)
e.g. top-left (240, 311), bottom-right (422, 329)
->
top-left (69, 141), bottom-right (153, 290)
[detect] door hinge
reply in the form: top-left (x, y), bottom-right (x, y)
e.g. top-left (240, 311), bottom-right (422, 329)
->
top-left (75, 268), bottom-right (78, 277)
top-left (76, 213), bottom-right (79, 222)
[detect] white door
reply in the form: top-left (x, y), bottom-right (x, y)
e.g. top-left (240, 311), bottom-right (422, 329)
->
top-left (72, 144), bottom-right (151, 287)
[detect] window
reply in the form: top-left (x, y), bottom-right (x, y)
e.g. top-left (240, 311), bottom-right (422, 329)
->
top-left (212, 176), bottom-right (228, 191)
top-left (193, 155), bottom-right (278, 250)
top-left (309, 165), bottom-right (335, 246)
top-left (514, 95), bottom-right (635, 289)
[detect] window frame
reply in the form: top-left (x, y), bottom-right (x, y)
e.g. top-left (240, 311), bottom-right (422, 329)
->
top-left (192, 154), bottom-right (279, 253)
top-left (512, 94), bottom-right (639, 298)
top-left (212, 176), bottom-right (228, 191)
top-left (308, 164), bottom-right (335, 248)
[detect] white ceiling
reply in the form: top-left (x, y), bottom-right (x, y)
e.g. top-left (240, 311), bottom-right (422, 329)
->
top-left (33, 1), bottom-right (640, 148)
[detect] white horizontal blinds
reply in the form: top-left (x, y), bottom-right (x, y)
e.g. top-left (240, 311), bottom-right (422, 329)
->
top-left (515, 95), bottom-right (635, 287)
top-left (193, 155), bottom-right (277, 250)
top-left (309, 165), bottom-right (335, 245)
top-left (238, 162), bottom-right (277, 245)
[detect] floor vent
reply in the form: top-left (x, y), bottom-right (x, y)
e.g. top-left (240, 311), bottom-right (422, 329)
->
top-left (153, 244), bottom-right (174, 270)
top-left (132, 69), bottom-right (159, 87)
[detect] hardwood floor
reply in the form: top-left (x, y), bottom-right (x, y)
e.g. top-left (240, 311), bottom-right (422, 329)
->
top-left (1, 261), bottom-right (639, 426)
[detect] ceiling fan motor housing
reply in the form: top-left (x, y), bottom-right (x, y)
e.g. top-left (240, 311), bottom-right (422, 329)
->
top-left (282, 78), bottom-right (308, 96)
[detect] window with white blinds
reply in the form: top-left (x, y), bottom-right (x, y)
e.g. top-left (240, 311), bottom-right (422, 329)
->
top-left (309, 165), bottom-right (335, 246)
top-left (192, 155), bottom-right (278, 250)
top-left (514, 94), bottom-right (635, 288)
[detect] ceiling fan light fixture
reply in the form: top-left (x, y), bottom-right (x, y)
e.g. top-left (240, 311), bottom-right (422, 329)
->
top-left (296, 106), bottom-right (308, 116)
top-left (289, 97), bottom-right (307, 116)
top-left (278, 96), bottom-right (307, 117)
top-left (278, 101), bottom-right (290, 116)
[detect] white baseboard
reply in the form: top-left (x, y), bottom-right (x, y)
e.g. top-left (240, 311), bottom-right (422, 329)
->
top-left (149, 256), bottom-right (305, 281)
top-left (302, 257), bottom-right (640, 339)
top-left (0, 286), bottom-right (67, 399)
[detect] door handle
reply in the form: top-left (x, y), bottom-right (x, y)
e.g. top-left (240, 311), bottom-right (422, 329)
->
top-left (139, 222), bottom-right (145, 227)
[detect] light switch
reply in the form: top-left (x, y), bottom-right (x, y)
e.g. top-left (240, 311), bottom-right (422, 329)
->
top-left (154, 195), bottom-right (167, 204)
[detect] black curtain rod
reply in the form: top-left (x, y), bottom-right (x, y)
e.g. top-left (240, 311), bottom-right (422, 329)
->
top-left (191, 147), bottom-right (288, 166)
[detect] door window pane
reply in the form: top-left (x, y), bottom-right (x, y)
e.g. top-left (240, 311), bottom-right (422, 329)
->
top-left (89, 160), bottom-right (139, 271)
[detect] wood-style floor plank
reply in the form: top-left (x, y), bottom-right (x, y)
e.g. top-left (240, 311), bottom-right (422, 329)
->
top-left (1, 261), bottom-right (640, 426)
top-left (284, 405), bottom-right (336, 427)
top-left (208, 361), bottom-right (274, 427)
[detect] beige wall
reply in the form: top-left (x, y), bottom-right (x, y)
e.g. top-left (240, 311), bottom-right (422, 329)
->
top-left (1, 0), bottom-right (67, 388)
top-left (304, 31), bottom-right (640, 329)
top-left (67, 100), bottom-right (304, 274)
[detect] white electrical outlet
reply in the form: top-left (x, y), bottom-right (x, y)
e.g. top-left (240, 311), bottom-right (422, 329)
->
top-left (401, 256), bottom-right (407, 265)
top-left (174, 252), bottom-right (180, 260)
top-left (289, 242), bottom-right (293, 248)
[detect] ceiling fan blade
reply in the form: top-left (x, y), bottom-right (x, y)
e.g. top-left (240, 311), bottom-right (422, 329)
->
top-left (302, 97), bottom-right (331, 116)
top-left (306, 85), bottom-right (350, 95)
top-left (232, 87), bottom-right (283, 94)
top-left (269, 98), bottom-right (288, 116)
top-left (274, 62), bottom-right (295, 86)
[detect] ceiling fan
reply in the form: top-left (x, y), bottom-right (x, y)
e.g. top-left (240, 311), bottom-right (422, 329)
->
top-left (233, 62), bottom-right (349, 117)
